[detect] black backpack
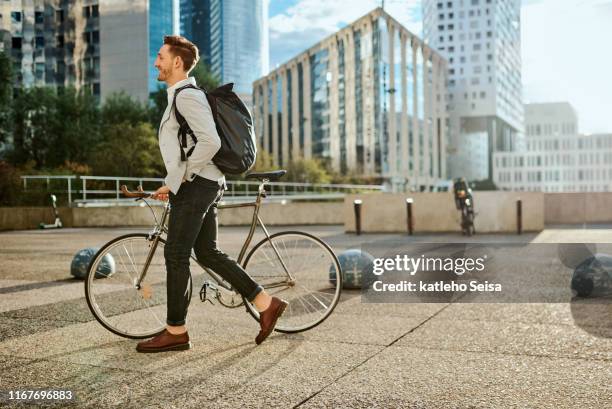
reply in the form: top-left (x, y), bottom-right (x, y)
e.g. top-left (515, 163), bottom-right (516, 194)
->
top-left (171, 82), bottom-right (257, 175)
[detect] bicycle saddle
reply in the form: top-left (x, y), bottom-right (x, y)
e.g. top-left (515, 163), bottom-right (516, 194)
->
top-left (245, 170), bottom-right (287, 181)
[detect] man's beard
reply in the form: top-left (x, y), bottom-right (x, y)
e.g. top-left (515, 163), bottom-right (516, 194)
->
top-left (157, 68), bottom-right (170, 81)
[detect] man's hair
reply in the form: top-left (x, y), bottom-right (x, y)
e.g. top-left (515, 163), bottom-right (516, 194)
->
top-left (163, 35), bottom-right (199, 73)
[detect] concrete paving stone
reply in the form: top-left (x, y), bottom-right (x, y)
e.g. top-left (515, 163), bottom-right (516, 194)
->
top-left (434, 302), bottom-right (612, 328)
top-left (0, 280), bottom-right (88, 313)
top-left (395, 317), bottom-right (612, 361)
top-left (282, 311), bottom-right (433, 346)
top-left (334, 293), bottom-right (449, 318)
top-left (300, 346), bottom-right (612, 409)
top-left (0, 316), bottom-right (74, 343)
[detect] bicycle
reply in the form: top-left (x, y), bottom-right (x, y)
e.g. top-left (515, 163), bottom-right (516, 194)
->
top-left (84, 170), bottom-right (343, 339)
top-left (453, 178), bottom-right (476, 237)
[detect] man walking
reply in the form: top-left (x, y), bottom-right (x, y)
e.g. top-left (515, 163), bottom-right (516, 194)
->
top-left (136, 35), bottom-right (287, 353)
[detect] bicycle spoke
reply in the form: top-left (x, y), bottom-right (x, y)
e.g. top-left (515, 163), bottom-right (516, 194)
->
top-left (86, 234), bottom-right (172, 339)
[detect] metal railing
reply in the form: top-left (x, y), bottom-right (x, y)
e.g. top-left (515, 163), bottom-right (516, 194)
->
top-left (21, 175), bottom-right (384, 207)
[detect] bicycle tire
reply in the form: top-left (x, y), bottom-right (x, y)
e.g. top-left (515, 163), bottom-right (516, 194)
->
top-left (241, 230), bottom-right (343, 334)
top-left (84, 233), bottom-right (192, 339)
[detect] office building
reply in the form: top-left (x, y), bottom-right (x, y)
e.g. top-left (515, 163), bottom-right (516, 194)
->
top-left (253, 8), bottom-right (449, 191)
top-left (1, 0), bottom-right (178, 102)
top-left (494, 102), bottom-right (612, 192)
top-left (180, 0), bottom-right (268, 97)
top-left (423, 0), bottom-right (523, 181)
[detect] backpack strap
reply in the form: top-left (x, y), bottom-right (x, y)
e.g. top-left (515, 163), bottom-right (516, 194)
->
top-left (171, 84), bottom-right (202, 161)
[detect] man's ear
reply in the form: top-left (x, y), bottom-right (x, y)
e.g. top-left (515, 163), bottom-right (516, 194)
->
top-left (173, 55), bottom-right (183, 70)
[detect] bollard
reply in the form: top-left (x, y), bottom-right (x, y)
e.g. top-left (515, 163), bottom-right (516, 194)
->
top-left (353, 199), bottom-right (362, 235)
top-left (406, 198), bottom-right (414, 235)
top-left (516, 198), bottom-right (522, 235)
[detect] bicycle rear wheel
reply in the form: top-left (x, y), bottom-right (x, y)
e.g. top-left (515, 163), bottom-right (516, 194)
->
top-left (242, 231), bottom-right (342, 333)
top-left (84, 233), bottom-right (191, 339)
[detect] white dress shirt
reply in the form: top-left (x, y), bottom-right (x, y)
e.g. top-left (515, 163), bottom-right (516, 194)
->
top-left (158, 77), bottom-right (225, 194)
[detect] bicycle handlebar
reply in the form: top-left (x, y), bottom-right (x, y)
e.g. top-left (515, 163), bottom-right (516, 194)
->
top-left (120, 185), bottom-right (152, 199)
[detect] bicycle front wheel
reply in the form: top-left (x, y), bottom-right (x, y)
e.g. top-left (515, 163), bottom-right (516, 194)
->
top-left (242, 231), bottom-right (342, 333)
top-left (84, 233), bottom-right (191, 339)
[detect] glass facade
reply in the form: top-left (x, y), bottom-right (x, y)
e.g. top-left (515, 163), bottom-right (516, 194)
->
top-left (181, 0), bottom-right (267, 95)
top-left (287, 70), bottom-right (293, 162)
top-left (338, 39), bottom-right (347, 173)
top-left (393, 29), bottom-right (402, 175)
top-left (252, 10), bottom-right (447, 188)
top-left (354, 30), bottom-right (364, 171)
top-left (310, 48), bottom-right (330, 158)
top-left (406, 39), bottom-right (415, 171)
top-left (149, 0), bottom-right (175, 93)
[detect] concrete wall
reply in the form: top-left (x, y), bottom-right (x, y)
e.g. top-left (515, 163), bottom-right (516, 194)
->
top-left (0, 201), bottom-right (344, 231)
top-left (344, 191), bottom-right (544, 233)
top-left (544, 193), bottom-right (612, 224)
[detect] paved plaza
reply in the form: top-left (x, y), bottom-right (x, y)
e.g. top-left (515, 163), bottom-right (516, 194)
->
top-left (0, 225), bottom-right (610, 408)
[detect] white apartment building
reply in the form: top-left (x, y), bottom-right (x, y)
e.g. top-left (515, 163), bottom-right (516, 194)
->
top-left (423, 0), bottom-right (523, 181)
top-left (494, 102), bottom-right (612, 192)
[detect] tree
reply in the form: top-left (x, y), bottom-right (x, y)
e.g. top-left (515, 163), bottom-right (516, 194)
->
top-left (102, 92), bottom-right (150, 126)
top-left (284, 158), bottom-right (331, 184)
top-left (91, 121), bottom-right (161, 177)
top-left (11, 87), bottom-right (58, 168)
top-left (190, 60), bottom-right (221, 91)
top-left (49, 87), bottom-right (100, 167)
top-left (0, 52), bottom-right (12, 150)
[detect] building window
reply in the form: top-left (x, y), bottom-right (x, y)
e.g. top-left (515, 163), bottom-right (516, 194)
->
top-left (92, 5), bottom-right (99, 18)
top-left (83, 6), bottom-right (91, 18)
top-left (57, 35), bottom-right (64, 48)
top-left (447, 1), bottom-right (452, 7)
top-left (11, 11), bottom-right (21, 23)
top-left (439, 36), bottom-right (444, 42)
top-left (93, 83), bottom-right (100, 96)
top-left (438, 24), bottom-right (444, 31)
top-left (92, 31), bottom-right (99, 44)
top-left (480, 91), bottom-right (486, 98)
top-left (56, 9), bottom-right (64, 23)
top-left (471, 0), bottom-right (480, 5)
top-left (439, 13), bottom-right (444, 20)
top-left (447, 24), bottom-right (454, 30)
top-left (35, 36), bottom-right (44, 48)
top-left (473, 43), bottom-right (481, 51)
top-left (35, 11), bottom-right (44, 24)
top-left (11, 37), bottom-right (22, 49)
top-left (437, 2), bottom-right (443, 9)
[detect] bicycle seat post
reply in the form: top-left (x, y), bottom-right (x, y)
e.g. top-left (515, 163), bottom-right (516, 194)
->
top-left (258, 178), bottom-right (269, 198)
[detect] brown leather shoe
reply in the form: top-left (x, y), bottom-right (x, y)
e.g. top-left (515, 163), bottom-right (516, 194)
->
top-left (255, 297), bottom-right (288, 345)
top-left (136, 329), bottom-right (191, 353)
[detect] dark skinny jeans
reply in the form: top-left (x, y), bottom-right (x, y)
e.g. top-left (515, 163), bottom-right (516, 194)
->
top-left (164, 175), bottom-right (263, 326)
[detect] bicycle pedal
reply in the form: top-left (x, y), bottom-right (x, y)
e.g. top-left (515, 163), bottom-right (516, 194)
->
top-left (199, 281), bottom-right (218, 305)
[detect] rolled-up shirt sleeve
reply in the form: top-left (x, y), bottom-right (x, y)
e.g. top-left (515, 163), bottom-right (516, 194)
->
top-left (175, 89), bottom-right (222, 179)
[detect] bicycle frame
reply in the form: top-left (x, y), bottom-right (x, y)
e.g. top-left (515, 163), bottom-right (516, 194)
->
top-left (134, 179), bottom-right (294, 298)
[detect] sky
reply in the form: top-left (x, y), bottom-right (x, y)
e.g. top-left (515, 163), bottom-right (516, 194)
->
top-left (268, 0), bottom-right (612, 134)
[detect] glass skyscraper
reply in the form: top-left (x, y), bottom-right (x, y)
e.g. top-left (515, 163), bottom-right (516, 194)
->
top-left (253, 8), bottom-right (448, 191)
top-left (180, 0), bottom-right (268, 96)
top-left (148, 0), bottom-right (177, 94)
